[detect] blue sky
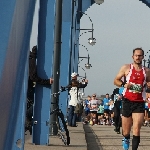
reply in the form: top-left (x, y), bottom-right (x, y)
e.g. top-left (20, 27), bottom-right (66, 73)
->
top-left (79, 0), bottom-right (150, 96)
top-left (30, 0), bottom-right (150, 96)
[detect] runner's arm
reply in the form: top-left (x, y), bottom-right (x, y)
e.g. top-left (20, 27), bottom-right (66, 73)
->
top-left (114, 65), bottom-right (126, 87)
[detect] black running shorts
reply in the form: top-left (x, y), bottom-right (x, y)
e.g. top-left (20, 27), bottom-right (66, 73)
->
top-left (122, 98), bottom-right (145, 117)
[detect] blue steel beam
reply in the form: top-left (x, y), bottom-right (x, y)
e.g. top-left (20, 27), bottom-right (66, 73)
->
top-left (69, 1), bottom-right (93, 84)
top-left (140, 0), bottom-right (150, 7)
top-left (73, 0), bottom-right (98, 74)
top-left (82, 0), bottom-right (93, 13)
top-left (0, 0), bottom-right (36, 149)
top-left (74, 23), bottom-right (80, 73)
top-left (32, 0), bottom-right (55, 145)
top-left (59, 0), bottom-right (81, 117)
top-left (69, 0), bottom-right (74, 75)
top-left (59, 0), bottom-right (72, 117)
top-left (70, 0), bottom-right (92, 78)
top-left (70, 3), bottom-right (76, 73)
top-left (71, 0), bottom-right (80, 73)
top-left (73, 3), bottom-right (80, 74)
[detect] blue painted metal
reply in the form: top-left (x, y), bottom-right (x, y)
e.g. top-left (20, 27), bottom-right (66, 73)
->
top-left (140, 0), bottom-right (150, 8)
top-left (32, 0), bottom-right (55, 145)
top-left (82, 0), bottom-right (92, 12)
top-left (0, 1), bottom-right (15, 79)
top-left (68, 0), bottom-right (73, 77)
top-left (59, 0), bottom-right (72, 118)
top-left (91, 0), bottom-right (95, 4)
top-left (0, 0), bottom-right (36, 149)
top-left (13, 60), bottom-right (29, 150)
top-left (74, 23), bottom-right (80, 73)
top-left (71, 0), bottom-right (80, 73)
top-left (70, 35), bottom-right (75, 73)
top-left (77, 0), bottom-right (82, 24)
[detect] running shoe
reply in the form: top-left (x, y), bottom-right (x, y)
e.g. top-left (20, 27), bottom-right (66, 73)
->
top-left (122, 138), bottom-right (130, 150)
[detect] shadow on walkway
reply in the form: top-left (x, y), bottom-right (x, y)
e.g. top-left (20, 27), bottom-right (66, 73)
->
top-left (83, 125), bottom-right (103, 150)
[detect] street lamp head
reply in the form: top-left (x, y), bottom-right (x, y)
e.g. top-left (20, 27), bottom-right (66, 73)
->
top-left (94, 0), bottom-right (104, 5)
top-left (85, 63), bottom-right (92, 69)
top-left (88, 37), bottom-right (96, 46)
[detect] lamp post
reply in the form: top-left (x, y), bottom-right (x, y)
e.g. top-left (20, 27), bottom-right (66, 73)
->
top-left (77, 44), bottom-right (92, 69)
top-left (50, 0), bottom-right (62, 136)
top-left (78, 66), bottom-right (87, 80)
top-left (78, 65), bottom-right (87, 93)
top-left (143, 58), bottom-right (150, 68)
top-left (76, 11), bottom-right (96, 46)
top-left (143, 59), bottom-right (146, 67)
top-left (143, 50), bottom-right (150, 68)
top-left (79, 55), bottom-right (92, 69)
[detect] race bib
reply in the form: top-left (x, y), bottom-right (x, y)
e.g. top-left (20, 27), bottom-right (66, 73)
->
top-left (129, 84), bottom-right (142, 93)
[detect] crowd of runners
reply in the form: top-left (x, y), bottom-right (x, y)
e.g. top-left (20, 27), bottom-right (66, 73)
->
top-left (83, 88), bottom-right (150, 129)
top-left (83, 93), bottom-right (122, 132)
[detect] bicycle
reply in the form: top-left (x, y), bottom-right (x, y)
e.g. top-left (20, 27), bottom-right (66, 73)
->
top-left (50, 88), bottom-right (70, 145)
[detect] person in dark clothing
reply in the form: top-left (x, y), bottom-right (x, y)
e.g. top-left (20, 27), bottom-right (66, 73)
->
top-left (146, 82), bottom-right (150, 93)
top-left (62, 72), bottom-right (88, 127)
top-left (26, 46), bottom-right (53, 133)
top-left (113, 94), bottom-right (122, 134)
top-left (28, 46), bottom-right (53, 85)
top-left (145, 82), bottom-right (150, 125)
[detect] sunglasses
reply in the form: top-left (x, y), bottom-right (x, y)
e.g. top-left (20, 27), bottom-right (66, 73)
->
top-left (93, 96), bottom-right (96, 97)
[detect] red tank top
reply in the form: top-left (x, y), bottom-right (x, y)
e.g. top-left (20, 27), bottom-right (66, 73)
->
top-left (123, 64), bottom-right (146, 102)
top-left (148, 98), bottom-right (150, 108)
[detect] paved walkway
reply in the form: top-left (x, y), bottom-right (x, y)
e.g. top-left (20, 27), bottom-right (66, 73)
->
top-left (24, 122), bottom-right (87, 150)
top-left (24, 122), bottom-right (150, 150)
top-left (86, 124), bottom-right (150, 150)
